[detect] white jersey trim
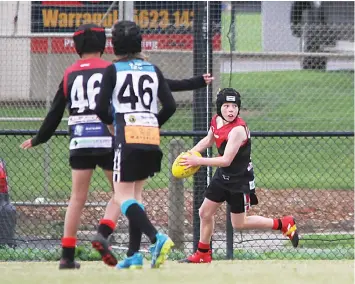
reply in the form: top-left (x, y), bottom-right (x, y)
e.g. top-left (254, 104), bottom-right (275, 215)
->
top-left (68, 115), bottom-right (102, 126)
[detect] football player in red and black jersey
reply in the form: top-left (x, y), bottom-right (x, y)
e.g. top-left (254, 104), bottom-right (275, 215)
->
top-left (20, 23), bottom-right (214, 269)
top-left (179, 88), bottom-right (299, 263)
top-left (21, 24), bottom-right (118, 269)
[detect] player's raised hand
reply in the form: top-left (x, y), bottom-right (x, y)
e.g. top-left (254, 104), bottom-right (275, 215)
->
top-left (20, 139), bottom-right (33, 149)
top-left (203, 73), bottom-right (214, 85)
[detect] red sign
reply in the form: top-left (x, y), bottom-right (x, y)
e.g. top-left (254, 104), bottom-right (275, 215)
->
top-left (31, 34), bottom-right (221, 53)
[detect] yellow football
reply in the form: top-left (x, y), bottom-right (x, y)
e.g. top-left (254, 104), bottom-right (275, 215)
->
top-left (171, 151), bottom-right (202, 179)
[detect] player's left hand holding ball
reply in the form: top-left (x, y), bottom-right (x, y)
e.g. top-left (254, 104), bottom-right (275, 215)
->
top-left (179, 151), bottom-right (201, 169)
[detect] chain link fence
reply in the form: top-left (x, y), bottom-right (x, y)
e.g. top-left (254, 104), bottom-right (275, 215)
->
top-left (0, 1), bottom-right (354, 261)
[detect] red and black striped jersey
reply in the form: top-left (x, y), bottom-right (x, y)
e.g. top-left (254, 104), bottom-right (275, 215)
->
top-left (210, 114), bottom-right (252, 177)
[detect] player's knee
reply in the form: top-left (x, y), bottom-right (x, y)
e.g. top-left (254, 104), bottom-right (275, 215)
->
top-left (231, 215), bottom-right (246, 229)
top-left (70, 190), bottom-right (88, 204)
top-left (199, 208), bottom-right (214, 221)
top-left (70, 194), bottom-right (87, 206)
top-left (231, 220), bottom-right (246, 229)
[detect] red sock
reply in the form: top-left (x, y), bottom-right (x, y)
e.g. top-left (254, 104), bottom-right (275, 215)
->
top-left (197, 242), bottom-right (210, 253)
top-left (61, 237), bottom-right (76, 248)
top-left (99, 219), bottom-right (116, 230)
top-left (61, 237), bottom-right (76, 261)
top-left (98, 219), bottom-right (116, 239)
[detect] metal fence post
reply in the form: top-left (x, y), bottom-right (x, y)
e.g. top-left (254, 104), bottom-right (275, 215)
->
top-left (168, 139), bottom-right (185, 250)
top-left (192, 0), bottom-right (212, 253)
top-left (43, 37), bottom-right (52, 199)
top-left (231, 1), bottom-right (237, 52)
top-left (226, 205), bottom-right (234, 259)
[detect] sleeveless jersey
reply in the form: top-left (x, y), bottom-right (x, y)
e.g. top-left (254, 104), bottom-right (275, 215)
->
top-left (210, 114), bottom-right (255, 193)
top-left (63, 57), bottom-right (113, 156)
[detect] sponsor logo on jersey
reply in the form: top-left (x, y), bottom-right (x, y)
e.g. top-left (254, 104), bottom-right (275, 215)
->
top-left (128, 115), bottom-right (136, 123)
top-left (124, 112), bottom-right (158, 127)
top-left (69, 137), bottom-right (112, 149)
top-left (74, 124), bottom-right (84, 136)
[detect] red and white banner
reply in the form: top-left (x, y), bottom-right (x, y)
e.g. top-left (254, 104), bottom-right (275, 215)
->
top-left (31, 34), bottom-right (221, 53)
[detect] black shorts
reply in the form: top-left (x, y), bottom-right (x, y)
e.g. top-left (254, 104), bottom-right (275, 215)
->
top-left (205, 178), bottom-right (258, 214)
top-left (69, 152), bottom-right (114, 171)
top-left (113, 147), bottom-right (162, 182)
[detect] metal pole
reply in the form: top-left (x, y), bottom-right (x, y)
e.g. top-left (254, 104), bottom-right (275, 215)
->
top-left (118, 1), bottom-right (124, 21)
top-left (192, 1), bottom-right (211, 253)
top-left (206, 1), bottom-right (213, 254)
top-left (100, 1), bottom-right (118, 26)
top-left (43, 38), bottom-right (52, 198)
top-left (227, 3), bottom-right (236, 257)
top-left (12, 1), bottom-right (20, 36)
top-left (123, 1), bottom-right (134, 21)
top-left (231, 1), bottom-right (237, 51)
top-left (226, 205), bottom-right (234, 259)
top-left (206, 1), bottom-right (213, 183)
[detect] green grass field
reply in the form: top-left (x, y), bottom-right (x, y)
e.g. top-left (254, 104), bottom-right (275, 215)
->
top-left (0, 261), bottom-right (353, 284)
top-left (1, 130), bottom-right (353, 201)
top-left (2, 70), bottom-right (353, 132)
top-left (222, 12), bottom-right (262, 52)
top-left (0, 7), bottom-right (353, 197)
top-left (0, 70), bottom-right (353, 200)
top-left (284, 234), bottom-right (354, 249)
top-left (222, 71), bottom-right (354, 132)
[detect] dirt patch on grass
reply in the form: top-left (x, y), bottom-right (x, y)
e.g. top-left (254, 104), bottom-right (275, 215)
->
top-left (16, 188), bottom-right (354, 234)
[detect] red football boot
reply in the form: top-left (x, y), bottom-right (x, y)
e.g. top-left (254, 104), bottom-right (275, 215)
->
top-left (281, 216), bottom-right (299, 248)
top-left (179, 250), bottom-right (212, 263)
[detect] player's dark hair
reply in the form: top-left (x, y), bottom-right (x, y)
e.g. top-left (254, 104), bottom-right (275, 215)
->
top-left (111, 20), bottom-right (142, 56)
top-left (73, 23), bottom-right (106, 57)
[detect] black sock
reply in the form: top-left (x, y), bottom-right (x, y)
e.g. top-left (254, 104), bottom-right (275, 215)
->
top-left (125, 203), bottom-right (157, 244)
top-left (197, 241), bottom-right (210, 253)
top-left (198, 248), bottom-right (209, 253)
top-left (62, 247), bottom-right (75, 262)
top-left (98, 224), bottom-right (114, 239)
top-left (277, 219), bottom-right (282, 230)
top-left (127, 221), bottom-right (142, 257)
